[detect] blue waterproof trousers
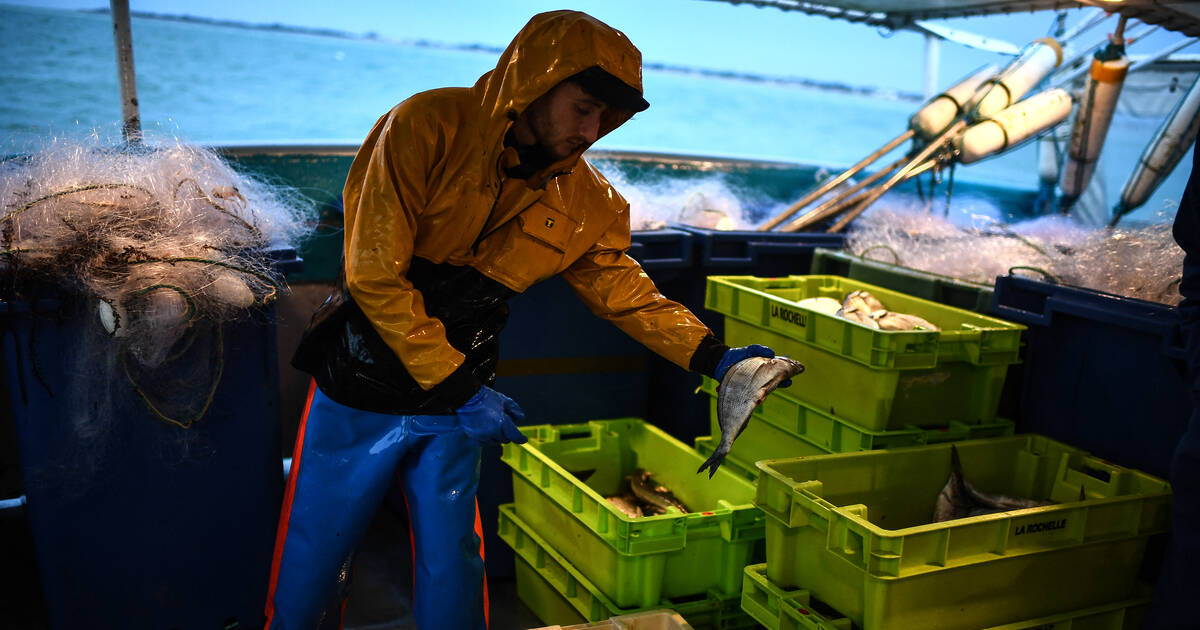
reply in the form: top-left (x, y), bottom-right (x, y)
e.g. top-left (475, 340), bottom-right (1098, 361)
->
top-left (264, 382), bottom-right (488, 630)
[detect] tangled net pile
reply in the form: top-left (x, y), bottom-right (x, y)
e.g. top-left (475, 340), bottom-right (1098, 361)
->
top-left (0, 137), bottom-right (314, 368)
top-left (846, 203), bottom-right (1183, 305)
top-left (596, 163), bottom-right (759, 231)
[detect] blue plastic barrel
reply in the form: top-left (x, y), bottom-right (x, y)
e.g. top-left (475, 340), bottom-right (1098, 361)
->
top-left (2, 250), bottom-right (301, 630)
top-left (991, 274), bottom-right (1192, 478)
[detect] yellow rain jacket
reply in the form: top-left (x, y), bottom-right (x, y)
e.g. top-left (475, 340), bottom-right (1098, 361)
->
top-left (316, 10), bottom-right (723, 412)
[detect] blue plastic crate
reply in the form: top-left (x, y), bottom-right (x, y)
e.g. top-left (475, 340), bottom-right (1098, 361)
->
top-left (674, 225), bottom-right (845, 277)
top-left (990, 274), bottom-right (1191, 478)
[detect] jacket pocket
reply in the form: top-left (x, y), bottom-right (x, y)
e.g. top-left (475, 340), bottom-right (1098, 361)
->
top-left (516, 205), bottom-right (576, 252)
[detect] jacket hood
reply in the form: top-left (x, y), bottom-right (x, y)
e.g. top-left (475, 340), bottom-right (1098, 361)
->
top-left (474, 11), bottom-right (646, 159)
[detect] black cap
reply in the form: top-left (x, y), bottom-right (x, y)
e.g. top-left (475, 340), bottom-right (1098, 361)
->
top-left (568, 66), bottom-right (649, 113)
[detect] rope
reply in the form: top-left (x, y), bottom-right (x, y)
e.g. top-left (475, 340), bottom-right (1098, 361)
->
top-left (1, 183), bottom-right (156, 224)
top-left (122, 323), bottom-right (224, 429)
top-left (174, 177), bottom-right (263, 241)
top-left (132, 283), bottom-right (198, 322)
top-left (856, 244), bottom-right (901, 264)
top-left (977, 220), bottom-right (1054, 261)
top-left (943, 163), bottom-right (956, 216)
top-left (127, 256), bottom-right (281, 305)
top-left (1008, 265), bottom-right (1060, 284)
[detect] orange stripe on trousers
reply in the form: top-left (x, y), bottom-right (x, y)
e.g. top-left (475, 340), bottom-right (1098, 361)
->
top-left (402, 490), bottom-right (490, 628)
top-left (476, 500), bottom-right (489, 628)
top-left (263, 379), bottom-right (318, 627)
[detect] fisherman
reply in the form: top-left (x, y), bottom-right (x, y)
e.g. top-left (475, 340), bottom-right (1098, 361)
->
top-left (263, 11), bottom-right (781, 629)
top-left (1145, 142), bottom-right (1200, 628)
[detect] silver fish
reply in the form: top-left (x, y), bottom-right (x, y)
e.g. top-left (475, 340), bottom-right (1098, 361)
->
top-left (797, 296), bottom-right (843, 316)
top-left (606, 494), bottom-right (644, 518)
top-left (698, 356), bottom-right (805, 478)
top-left (873, 311), bottom-right (941, 331)
top-left (932, 445), bottom-right (1053, 522)
top-left (844, 290), bottom-right (886, 315)
top-left (629, 469), bottom-right (689, 514)
top-left (838, 290), bottom-right (886, 328)
top-left (837, 306), bottom-right (880, 328)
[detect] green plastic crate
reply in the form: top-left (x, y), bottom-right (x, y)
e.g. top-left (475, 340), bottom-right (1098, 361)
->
top-left (529, 610), bottom-right (694, 630)
top-left (809, 248), bottom-right (995, 315)
top-left (753, 436), bottom-right (1171, 630)
top-left (499, 504), bottom-right (759, 630)
top-left (693, 433), bottom-right (824, 484)
top-left (706, 275), bottom-right (1023, 368)
top-left (700, 378), bottom-right (1015, 461)
top-left (741, 563), bottom-right (1150, 630)
top-left (706, 275), bottom-right (1024, 430)
top-left (500, 419), bottom-right (766, 609)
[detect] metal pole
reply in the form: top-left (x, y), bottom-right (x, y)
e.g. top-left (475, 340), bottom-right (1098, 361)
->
top-left (1060, 7), bottom-right (1109, 44)
top-left (1052, 24), bottom-right (1157, 88)
top-left (924, 33), bottom-right (941, 101)
top-left (1129, 37), bottom-right (1199, 73)
top-left (780, 155), bottom-right (908, 231)
top-left (827, 120), bottom-right (967, 233)
top-left (111, 0), bottom-right (141, 144)
top-left (759, 129), bottom-right (914, 231)
top-left (784, 158), bottom-right (935, 232)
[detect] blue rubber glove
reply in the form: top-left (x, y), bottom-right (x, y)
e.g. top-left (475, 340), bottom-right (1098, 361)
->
top-left (456, 386), bottom-right (529, 445)
top-left (715, 344), bottom-right (792, 387)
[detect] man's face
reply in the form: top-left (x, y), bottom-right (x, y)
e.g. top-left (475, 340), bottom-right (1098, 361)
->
top-left (515, 81), bottom-right (607, 161)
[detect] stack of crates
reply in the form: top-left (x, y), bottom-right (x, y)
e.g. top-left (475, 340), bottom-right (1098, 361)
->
top-left (808, 248), bottom-right (996, 315)
top-left (528, 609), bottom-right (696, 630)
top-left (694, 274), bottom-right (1026, 480)
top-left (498, 418), bottom-right (766, 629)
top-left (741, 436), bottom-right (1171, 629)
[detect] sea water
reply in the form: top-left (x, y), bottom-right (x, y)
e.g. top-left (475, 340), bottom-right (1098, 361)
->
top-left (0, 4), bottom-right (1190, 228)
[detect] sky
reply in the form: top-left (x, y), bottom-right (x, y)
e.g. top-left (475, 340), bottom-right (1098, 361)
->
top-left (6, 0), bottom-right (1194, 95)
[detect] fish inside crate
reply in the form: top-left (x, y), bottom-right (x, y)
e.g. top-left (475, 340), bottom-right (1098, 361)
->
top-left (500, 418), bottom-right (767, 610)
top-left (753, 435), bottom-right (1171, 630)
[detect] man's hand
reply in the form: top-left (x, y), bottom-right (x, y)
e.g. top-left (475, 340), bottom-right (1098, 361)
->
top-left (715, 344), bottom-right (792, 387)
top-left (456, 386), bottom-right (529, 445)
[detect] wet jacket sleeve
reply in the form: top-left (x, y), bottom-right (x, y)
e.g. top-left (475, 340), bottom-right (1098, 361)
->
top-left (561, 210), bottom-right (727, 375)
top-left (342, 104), bottom-right (474, 393)
top-left (1172, 143), bottom-right (1200, 402)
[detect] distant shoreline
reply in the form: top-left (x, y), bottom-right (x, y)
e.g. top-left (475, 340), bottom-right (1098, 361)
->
top-left (78, 7), bottom-right (922, 102)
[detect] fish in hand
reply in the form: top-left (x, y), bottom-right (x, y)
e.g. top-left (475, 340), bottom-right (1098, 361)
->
top-left (697, 356), bottom-right (805, 478)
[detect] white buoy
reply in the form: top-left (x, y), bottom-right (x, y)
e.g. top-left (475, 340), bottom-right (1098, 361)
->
top-left (1060, 57), bottom-right (1129, 201)
top-left (141, 288), bottom-right (191, 329)
top-left (910, 65), bottom-right (1000, 139)
top-left (1037, 123), bottom-right (1069, 187)
top-left (955, 89), bottom-right (1074, 164)
top-left (206, 271), bottom-right (256, 309)
top-left (1112, 75), bottom-right (1200, 224)
top-left (97, 299), bottom-right (126, 337)
top-left (1035, 120), bottom-right (1071, 213)
top-left (972, 38), bottom-right (1064, 119)
top-left (1060, 22), bottom-right (1131, 206)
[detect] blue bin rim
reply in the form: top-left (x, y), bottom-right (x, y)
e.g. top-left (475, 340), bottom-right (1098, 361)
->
top-left (991, 273), bottom-right (1183, 358)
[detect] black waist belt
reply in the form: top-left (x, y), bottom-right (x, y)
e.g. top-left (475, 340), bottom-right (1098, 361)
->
top-left (292, 257), bottom-right (517, 414)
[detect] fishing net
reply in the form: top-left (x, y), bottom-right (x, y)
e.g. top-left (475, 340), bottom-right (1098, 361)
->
top-left (0, 135), bottom-right (314, 440)
top-left (596, 162), bottom-right (764, 231)
top-left (0, 135), bottom-right (313, 366)
top-left (845, 201), bottom-right (1183, 305)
